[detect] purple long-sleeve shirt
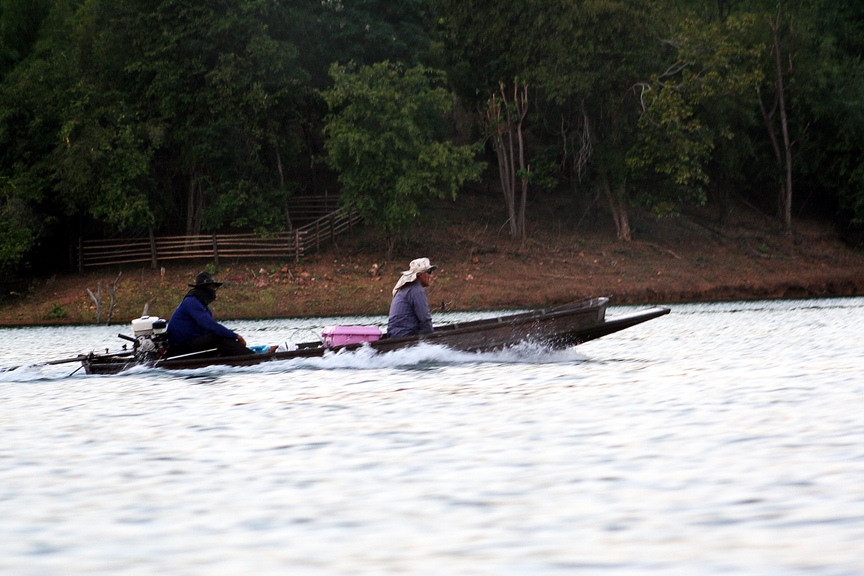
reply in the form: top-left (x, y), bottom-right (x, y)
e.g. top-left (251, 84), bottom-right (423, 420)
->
top-left (387, 281), bottom-right (433, 338)
top-left (166, 294), bottom-right (238, 345)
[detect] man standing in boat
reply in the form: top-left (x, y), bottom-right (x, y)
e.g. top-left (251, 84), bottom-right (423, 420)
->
top-left (387, 258), bottom-right (437, 339)
top-left (165, 272), bottom-right (255, 358)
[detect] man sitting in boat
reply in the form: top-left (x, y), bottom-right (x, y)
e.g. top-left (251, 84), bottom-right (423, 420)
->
top-left (165, 272), bottom-right (255, 358)
top-left (387, 258), bottom-right (437, 339)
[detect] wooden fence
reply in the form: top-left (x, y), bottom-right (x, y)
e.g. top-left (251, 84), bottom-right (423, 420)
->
top-left (283, 194), bottom-right (343, 224)
top-left (77, 206), bottom-right (362, 271)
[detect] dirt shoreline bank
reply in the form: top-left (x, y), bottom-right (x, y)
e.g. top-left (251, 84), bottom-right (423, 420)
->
top-left (2, 206), bottom-right (863, 327)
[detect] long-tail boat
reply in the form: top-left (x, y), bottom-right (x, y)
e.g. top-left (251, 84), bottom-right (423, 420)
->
top-left (71, 297), bottom-right (669, 375)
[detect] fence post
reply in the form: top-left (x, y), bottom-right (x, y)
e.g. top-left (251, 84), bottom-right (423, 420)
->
top-left (294, 229), bottom-right (300, 263)
top-left (212, 233), bottom-right (220, 268)
top-left (149, 227), bottom-right (158, 269)
top-left (78, 236), bottom-right (84, 274)
top-left (329, 213), bottom-right (335, 244)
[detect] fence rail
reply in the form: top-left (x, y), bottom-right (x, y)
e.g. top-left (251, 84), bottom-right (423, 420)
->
top-left (284, 195), bottom-right (343, 224)
top-left (77, 207), bottom-right (361, 271)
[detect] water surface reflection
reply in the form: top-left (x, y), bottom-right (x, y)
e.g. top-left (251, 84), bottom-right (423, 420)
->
top-left (1, 298), bottom-right (863, 574)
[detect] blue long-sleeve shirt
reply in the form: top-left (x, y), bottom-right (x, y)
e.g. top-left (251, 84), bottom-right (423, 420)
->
top-left (166, 294), bottom-right (238, 345)
top-left (387, 281), bottom-right (433, 338)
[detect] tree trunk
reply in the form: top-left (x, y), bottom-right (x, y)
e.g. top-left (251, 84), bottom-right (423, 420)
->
top-left (518, 172), bottom-right (528, 241)
top-left (275, 144), bottom-right (285, 188)
top-left (385, 236), bottom-right (395, 262)
top-left (770, 14), bottom-right (793, 235)
top-left (487, 82), bottom-right (529, 238)
top-left (601, 173), bottom-right (631, 241)
top-left (514, 85), bottom-right (529, 240)
top-left (185, 175), bottom-right (203, 238)
top-left (760, 13), bottom-right (793, 234)
top-left (499, 128), bottom-right (516, 236)
top-left (583, 110), bottom-right (630, 242)
top-left (757, 88), bottom-right (785, 222)
top-left (489, 94), bottom-right (516, 236)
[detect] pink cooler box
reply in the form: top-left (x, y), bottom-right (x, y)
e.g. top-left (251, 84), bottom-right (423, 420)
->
top-left (321, 325), bottom-right (382, 347)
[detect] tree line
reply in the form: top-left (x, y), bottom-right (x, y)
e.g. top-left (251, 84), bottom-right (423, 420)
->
top-left (1, 0), bottom-right (862, 273)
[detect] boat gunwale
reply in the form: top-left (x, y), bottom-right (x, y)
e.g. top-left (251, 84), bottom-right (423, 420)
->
top-left (148, 297), bottom-right (611, 369)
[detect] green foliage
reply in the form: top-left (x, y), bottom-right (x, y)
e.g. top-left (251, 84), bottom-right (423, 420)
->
top-left (0, 0), bottom-right (862, 273)
top-left (627, 14), bottom-right (764, 216)
top-left (309, 0), bottom-right (432, 76)
top-left (438, 1), bottom-right (676, 213)
top-left (115, 0), bottom-right (307, 233)
top-left (56, 110), bottom-right (156, 231)
top-left (46, 302), bottom-right (66, 319)
top-left (0, 0), bottom-right (53, 78)
top-left (432, 0), bottom-right (534, 100)
top-left (323, 62), bottom-right (483, 248)
top-left (529, 1), bottom-right (676, 232)
top-left (0, 180), bottom-right (38, 271)
top-left (0, 0), bottom-right (312, 273)
top-left (786, 1), bottom-right (864, 224)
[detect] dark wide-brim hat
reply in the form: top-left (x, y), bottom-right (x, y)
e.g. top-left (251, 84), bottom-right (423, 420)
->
top-left (188, 271), bottom-right (223, 288)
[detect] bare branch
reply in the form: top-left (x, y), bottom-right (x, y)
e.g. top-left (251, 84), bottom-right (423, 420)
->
top-left (87, 282), bottom-right (103, 325)
top-left (659, 60), bottom-right (690, 78)
top-left (106, 271), bottom-right (122, 324)
top-left (633, 82), bottom-right (652, 112)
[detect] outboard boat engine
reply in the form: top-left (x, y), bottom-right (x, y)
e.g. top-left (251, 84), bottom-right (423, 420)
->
top-left (130, 315), bottom-right (169, 363)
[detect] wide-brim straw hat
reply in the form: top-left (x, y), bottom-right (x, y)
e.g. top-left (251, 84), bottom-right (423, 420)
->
top-left (392, 258), bottom-right (437, 295)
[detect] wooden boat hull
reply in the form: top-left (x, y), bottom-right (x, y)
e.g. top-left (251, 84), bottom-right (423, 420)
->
top-left (82, 297), bottom-right (670, 375)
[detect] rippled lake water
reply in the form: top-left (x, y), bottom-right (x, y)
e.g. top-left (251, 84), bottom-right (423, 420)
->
top-left (1, 298), bottom-right (863, 575)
